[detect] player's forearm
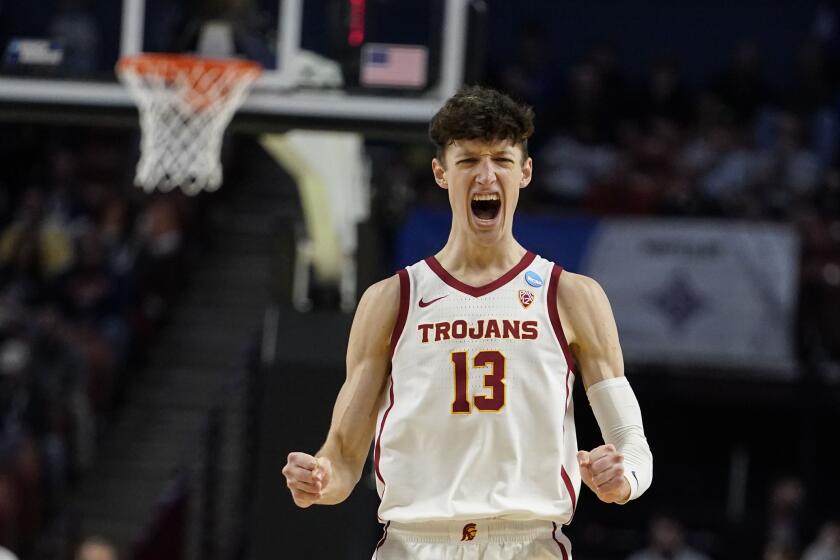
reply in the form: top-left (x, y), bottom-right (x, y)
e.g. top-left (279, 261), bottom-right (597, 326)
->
top-left (587, 376), bottom-right (653, 502)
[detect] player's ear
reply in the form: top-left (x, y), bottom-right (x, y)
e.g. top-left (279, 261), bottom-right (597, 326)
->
top-left (432, 158), bottom-right (448, 190)
top-left (519, 158), bottom-right (534, 189)
top-left (520, 157), bottom-right (533, 189)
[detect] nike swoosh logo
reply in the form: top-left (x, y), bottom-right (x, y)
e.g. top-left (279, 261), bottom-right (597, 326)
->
top-left (632, 471), bottom-right (639, 485)
top-left (418, 295), bottom-right (448, 308)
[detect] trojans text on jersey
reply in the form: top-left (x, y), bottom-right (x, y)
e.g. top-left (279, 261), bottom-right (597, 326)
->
top-left (417, 319), bottom-right (539, 343)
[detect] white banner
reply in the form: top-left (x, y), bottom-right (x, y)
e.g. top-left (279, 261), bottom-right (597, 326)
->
top-left (582, 219), bottom-right (799, 376)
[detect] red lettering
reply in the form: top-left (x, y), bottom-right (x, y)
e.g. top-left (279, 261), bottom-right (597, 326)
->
top-left (468, 320), bottom-right (485, 339)
top-left (451, 352), bottom-right (471, 414)
top-left (422, 319), bottom-right (538, 342)
top-left (473, 351), bottom-right (506, 411)
top-left (521, 320), bottom-right (538, 340)
top-left (435, 322), bottom-right (451, 341)
top-left (418, 323), bottom-right (434, 343)
top-left (452, 320), bottom-right (468, 339)
top-left (502, 320), bottom-right (520, 339)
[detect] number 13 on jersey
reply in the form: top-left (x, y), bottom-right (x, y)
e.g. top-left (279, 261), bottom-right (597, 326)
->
top-left (451, 350), bottom-right (506, 414)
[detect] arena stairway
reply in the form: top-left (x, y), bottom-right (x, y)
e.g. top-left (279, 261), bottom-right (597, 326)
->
top-left (66, 144), bottom-right (301, 560)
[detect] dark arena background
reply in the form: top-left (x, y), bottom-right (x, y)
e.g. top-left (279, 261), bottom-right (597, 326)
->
top-left (1, 1), bottom-right (840, 559)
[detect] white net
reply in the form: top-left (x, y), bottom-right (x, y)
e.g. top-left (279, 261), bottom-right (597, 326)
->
top-left (118, 55), bottom-right (261, 195)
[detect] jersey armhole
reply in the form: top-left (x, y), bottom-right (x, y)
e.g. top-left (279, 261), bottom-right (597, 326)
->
top-left (547, 264), bottom-right (577, 372)
top-left (389, 268), bottom-right (410, 359)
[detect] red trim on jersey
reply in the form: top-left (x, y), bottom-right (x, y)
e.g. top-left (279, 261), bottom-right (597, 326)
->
top-left (374, 521), bottom-right (390, 557)
top-left (390, 269), bottom-right (410, 358)
top-left (376, 269), bottom-right (408, 484)
top-left (374, 380), bottom-right (395, 484)
top-left (559, 363), bottom-right (578, 522)
top-left (552, 522), bottom-right (570, 560)
top-left (425, 251), bottom-right (536, 297)
top-left (561, 465), bottom-right (577, 517)
top-left (547, 264), bottom-right (577, 372)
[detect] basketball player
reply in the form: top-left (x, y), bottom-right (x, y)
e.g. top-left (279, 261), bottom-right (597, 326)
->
top-left (283, 86), bottom-right (653, 559)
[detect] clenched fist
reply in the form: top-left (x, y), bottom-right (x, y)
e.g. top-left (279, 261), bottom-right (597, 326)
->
top-left (577, 444), bottom-right (631, 504)
top-left (282, 452), bottom-right (332, 508)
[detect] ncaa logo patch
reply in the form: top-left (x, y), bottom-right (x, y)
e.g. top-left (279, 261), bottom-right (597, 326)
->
top-left (518, 289), bottom-right (535, 308)
top-left (461, 523), bottom-right (477, 541)
top-left (524, 270), bottom-right (544, 288)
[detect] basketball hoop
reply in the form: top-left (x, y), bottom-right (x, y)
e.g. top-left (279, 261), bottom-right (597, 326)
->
top-left (117, 54), bottom-right (261, 195)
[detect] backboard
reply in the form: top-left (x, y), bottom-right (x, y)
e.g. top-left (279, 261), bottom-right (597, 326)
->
top-left (0, 0), bottom-right (481, 133)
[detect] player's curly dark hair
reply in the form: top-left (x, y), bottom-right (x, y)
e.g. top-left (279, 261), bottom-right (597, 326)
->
top-left (429, 85), bottom-right (535, 164)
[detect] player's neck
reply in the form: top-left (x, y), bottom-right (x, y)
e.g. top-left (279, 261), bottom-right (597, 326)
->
top-left (434, 235), bottom-right (527, 285)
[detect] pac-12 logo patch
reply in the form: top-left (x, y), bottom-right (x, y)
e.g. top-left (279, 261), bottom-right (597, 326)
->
top-left (524, 270), bottom-right (544, 288)
top-left (518, 289), bottom-right (535, 308)
top-left (461, 523), bottom-right (477, 541)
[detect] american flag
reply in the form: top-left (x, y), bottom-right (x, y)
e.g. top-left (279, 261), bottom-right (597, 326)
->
top-left (360, 43), bottom-right (428, 89)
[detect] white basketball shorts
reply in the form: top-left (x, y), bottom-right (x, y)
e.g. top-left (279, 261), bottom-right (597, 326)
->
top-left (372, 519), bottom-right (572, 560)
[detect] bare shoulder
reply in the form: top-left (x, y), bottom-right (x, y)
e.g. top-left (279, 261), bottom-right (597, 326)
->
top-left (350, 274), bottom-right (403, 353)
top-left (359, 274), bottom-right (401, 314)
top-left (555, 270), bottom-right (611, 317)
top-left (554, 271), bottom-right (622, 379)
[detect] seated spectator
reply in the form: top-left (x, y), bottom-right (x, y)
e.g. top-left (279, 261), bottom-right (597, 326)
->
top-left (678, 116), bottom-right (761, 214)
top-left (752, 112), bottom-right (823, 217)
top-left (712, 40), bottom-right (775, 125)
top-left (634, 54), bottom-right (693, 127)
top-left (784, 39), bottom-right (835, 118)
top-left (760, 476), bottom-right (818, 557)
top-left (76, 536), bottom-right (117, 560)
top-left (537, 134), bottom-right (618, 206)
top-left (627, 515), bottom-right (711, 560)
top-left (49, 0), bottom-right (100, 75)
top-left (587, 119), bottom-right (685, 215)
top-left (0, 188), bottom-right (74, 305)
top-left (798, 165), bottom-right (840, 365)
top-left (586, 44), bottom-right (630, 127)
top-left (802, 520), bottom-right (840, 560)
top-left (135, 196), bottom-right (186, 324)
top-left (764, 542), bottom-right (799, 560)
top-left (553, 61), bottom-right (619, 145)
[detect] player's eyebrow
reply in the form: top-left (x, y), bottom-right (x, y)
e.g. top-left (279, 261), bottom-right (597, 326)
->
top-left (454, 148), bottom-right (516, 159)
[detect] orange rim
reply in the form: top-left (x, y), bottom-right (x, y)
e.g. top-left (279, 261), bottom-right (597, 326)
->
top-left (117, 53), bottom-right (261, 82)
top-left (118, 53), bottom-right (261, 111)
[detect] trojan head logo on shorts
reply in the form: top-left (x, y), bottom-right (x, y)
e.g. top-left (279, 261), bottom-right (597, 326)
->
top-left (461, 523), bottom-right (477, 541)
top-left (518, 289), bottom-right (535, 308)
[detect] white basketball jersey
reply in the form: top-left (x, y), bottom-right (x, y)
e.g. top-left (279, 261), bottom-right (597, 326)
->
top-left (373, 251), bottom-right (580, 526)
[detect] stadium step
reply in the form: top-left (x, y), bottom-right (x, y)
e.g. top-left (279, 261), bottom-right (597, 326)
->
top-left (214, 230), bottom-right (274, 255)
top-left (180, 283), bottom-right (271, 307)
top-left (167, 299), bottom-right (266, 327)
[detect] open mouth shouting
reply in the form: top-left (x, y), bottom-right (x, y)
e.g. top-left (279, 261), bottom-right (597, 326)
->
top-left (470, 192), bottom-right (502, 227)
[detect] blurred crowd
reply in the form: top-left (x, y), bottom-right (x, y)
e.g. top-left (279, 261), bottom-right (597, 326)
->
top-left (0, 128), bottom-right (195, 557)
top-left (621, 478), bottom-right (840, 560)
top-left (504, 38), bottom-right (840, 372)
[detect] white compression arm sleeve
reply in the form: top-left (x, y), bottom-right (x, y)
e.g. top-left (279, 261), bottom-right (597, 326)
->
top-left (586, 376), bottom-right (653, 502)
